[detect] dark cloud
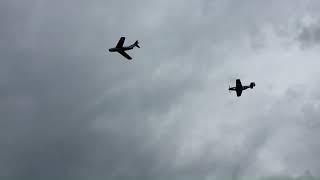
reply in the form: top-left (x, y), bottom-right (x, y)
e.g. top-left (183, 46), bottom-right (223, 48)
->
top-left (298, 22), bottom-right (320, 48)
top-left (1, 0), bottom-right (320, 179)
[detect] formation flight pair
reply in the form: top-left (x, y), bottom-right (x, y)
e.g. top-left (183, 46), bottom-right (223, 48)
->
top-left (109, 37), bottom-right (140, 60)
top-left (229, 79), bottom-right (255, 97)
top-left (109, 37), bottom-right (256, 97)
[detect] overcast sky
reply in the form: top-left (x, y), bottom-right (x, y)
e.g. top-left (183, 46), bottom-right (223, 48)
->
top-left (1, 0), bottom-right (320, 179)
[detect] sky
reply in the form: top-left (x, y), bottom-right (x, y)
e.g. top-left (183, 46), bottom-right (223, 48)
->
top-left (1, 0), bottom-right (320, 179)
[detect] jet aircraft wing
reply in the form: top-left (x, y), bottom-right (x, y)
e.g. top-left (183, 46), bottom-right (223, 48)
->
top-left (118, 50), bottom-right (132, 60)
top-left (116, 37), bottom-right (125, 48)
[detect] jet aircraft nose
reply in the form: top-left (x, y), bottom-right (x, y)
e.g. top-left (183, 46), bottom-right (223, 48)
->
top-left (109, 48), bottom-right (117, 52)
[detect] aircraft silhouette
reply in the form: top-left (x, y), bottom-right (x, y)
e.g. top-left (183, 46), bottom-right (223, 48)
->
top-left (109, 37), bottom-right (140, 60)
top-left (229, 79), bottom-right (255, 97)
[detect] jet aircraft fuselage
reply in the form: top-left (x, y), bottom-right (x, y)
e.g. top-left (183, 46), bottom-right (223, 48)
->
top-left (108, 44), bottom-right (135, 52)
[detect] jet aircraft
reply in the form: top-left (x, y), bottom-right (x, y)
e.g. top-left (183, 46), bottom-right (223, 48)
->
top-left (109, 37), bottom-right (140, 60)
top-left (229, 79), bottom-right (255, 97)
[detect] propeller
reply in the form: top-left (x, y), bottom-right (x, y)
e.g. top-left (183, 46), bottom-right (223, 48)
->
top-left (229, 85), bottom-right (231, 94)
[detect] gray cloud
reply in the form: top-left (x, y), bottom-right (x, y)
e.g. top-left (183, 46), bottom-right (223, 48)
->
top-left (298, 21), bottom-right (320, 48)
top-left (1, 0), bottom-right (320, 179)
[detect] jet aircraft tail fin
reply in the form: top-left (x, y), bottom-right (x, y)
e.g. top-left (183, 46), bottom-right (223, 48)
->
top-left (134, 41), bottom-right (140, 48)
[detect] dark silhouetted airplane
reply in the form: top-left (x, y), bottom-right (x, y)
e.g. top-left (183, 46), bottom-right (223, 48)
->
top-left (109, 37), bottom-right (140, 60)
top-left (229, 79), bottom-right (255, 97)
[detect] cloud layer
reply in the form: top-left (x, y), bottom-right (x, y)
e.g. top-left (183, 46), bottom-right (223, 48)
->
top-left (1, 0), bottom-right (320, 179)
